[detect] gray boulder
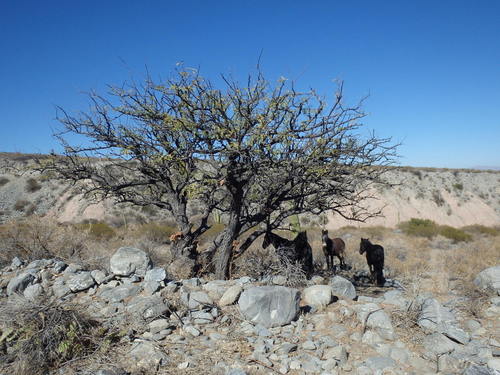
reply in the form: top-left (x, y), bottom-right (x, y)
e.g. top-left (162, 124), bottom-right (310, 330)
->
top-left (474, 266), bottom-right (500, 295)
top-left (219, 285), bottom-right (243, 306)
top-left (330, 276), bottom-right (356, 300)
top-left (302, 285), bottom-right (333, 308)
top-left (145, 267), bottom-right (167, 282)
top-left (129, 340), bottom-right (168, 368)
top-left (417, 297), bottom-right (456, 332)
top-left (238, 286), bottom-right (300, 328)
top-left (7, 271), bottom-right (36, 295)
top-left (126, 295), bottom-right (170, 319)
top-left (423, 332), bottom-right (456, 358)
top-left (110, 247), bottom-right (152, 277)
top-left (366, 310), bottom-right (395, 340)
top-left (67, 272), bottom-right (95, 292)
top-left (181, 289), bottom-right (213, 309)
top-left (463, 364), bottom-right (498, 375)
top-left (23, 284), bottom-right (44, 301)
top-left (91, 270), bottom-right (107, 284)
top-left (99, 284), bottom-right (142, 303)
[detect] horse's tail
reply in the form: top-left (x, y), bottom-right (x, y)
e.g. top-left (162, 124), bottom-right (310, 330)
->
top-left (373, 263), bottom-right (385, 286)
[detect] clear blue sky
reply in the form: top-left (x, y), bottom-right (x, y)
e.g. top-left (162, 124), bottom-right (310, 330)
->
top-left (1, 0), bottom-right (499, 168)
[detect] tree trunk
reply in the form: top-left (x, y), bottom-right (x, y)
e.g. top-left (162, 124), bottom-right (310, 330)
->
top-left (214, 212), bottom-right (240, 279)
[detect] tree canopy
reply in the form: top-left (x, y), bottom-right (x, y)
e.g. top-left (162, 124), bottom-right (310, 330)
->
top-left (46, 66), bottom-right (398, 278)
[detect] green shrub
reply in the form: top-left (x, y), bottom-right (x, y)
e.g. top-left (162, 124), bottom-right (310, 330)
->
top-left (432, 190), bottom-right (445, 206)
top-left (398, 218), bottom-right (439, 238)
top-left (452, 183), bottom-right (464, 191)
top-left (75, 222), bottom-right (116, 239)
top-left (0, 176), bottom-right (9, 186)
top-left (462, 225), bottom-right (500, 237)
top-left (438, 225), bottom-right (472, 243)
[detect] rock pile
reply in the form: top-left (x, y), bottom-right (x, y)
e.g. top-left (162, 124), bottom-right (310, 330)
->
top-left (0, 248), bottom-right (499, 375)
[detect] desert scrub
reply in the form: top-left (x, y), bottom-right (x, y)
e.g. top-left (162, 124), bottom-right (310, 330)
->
top-left (74, 221), bottom-right (116, 240)
top-left (0, 176), bottom-right (9, 186)
top-left (462, 224), bottom-right (500, 237)
top-left (398, 218), bottom-right (439, 238)
top-left (438, 225), bottom-right (472, 243)
top-left (0, 297), bottom-right (117, 375)
top-left (132, 222), bottom-right (177, 243)
top-left (13, 199), bottom-right (31, 211)
top-left (431, 190), bottom-right (445, 206)
top-left (25, 177), bottom-right (42, 192)
top-left (452, 182), bottom-right (464, 191)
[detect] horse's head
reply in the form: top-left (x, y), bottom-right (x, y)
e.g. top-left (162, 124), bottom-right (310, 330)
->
top-left (321, 229), bottom-right (328, 237)
top-left (359, 238), bottom-right (370, 254)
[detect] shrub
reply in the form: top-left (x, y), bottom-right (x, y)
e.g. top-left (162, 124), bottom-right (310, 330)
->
top-left (398, 218), bottom-right (439, 238)
top-left (0, 297), bottom-right (116, 375)
top-left (432, 190), bottom-right (445, 207)
top-left (13, 199), bottom-right (31, 211)
top-left (133, 222), bottom-right (177, 243)
top-left (462, 225), bottom-right (500, 237)
top-left (0, 176), bottom-right (9, 186)
top-left (74, 222), bottom-right (116, 240)
top-left (25, 177), bottom-right (42, 192)
top-left (438, 225), bottom-right (472, 243)
top-left (452, 183), bottom-right (463, 191)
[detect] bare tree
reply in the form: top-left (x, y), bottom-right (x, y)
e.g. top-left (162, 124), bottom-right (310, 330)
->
top-left (44, 66), bottom-right (398, 279)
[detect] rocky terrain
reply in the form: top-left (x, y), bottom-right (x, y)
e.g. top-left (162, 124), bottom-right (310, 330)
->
top-left (1, 247), bottom-right (499, 375)
top-left (0, 153), bottom-right (499, 228)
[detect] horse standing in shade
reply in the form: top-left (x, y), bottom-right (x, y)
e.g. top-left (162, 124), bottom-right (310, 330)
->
top-left (262, 230), bottom-right (314, 278)
top-left (359, 238), bottom-right (385, 286)
top-left (321, 229), bottom-right (346, 272)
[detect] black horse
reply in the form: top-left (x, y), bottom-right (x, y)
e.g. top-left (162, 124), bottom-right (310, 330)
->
top-left (262, 230), bottom-right (314, 278)
top-left (359, 238), bottom-right (385, 286)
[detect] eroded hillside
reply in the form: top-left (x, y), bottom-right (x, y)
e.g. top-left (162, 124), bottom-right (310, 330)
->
top-left (0, 153), bottom-right (499, 228)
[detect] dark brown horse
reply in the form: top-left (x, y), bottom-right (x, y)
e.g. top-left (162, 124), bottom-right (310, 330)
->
top-left (359, 238), bottom-right (385, 286)
top-left (262, 230), bottom-right (314, 278)
top-left (321, 229), bottom-right (346, 271)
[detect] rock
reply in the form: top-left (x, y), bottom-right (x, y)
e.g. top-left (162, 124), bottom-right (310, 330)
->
top-left (276, 342), bottom-right (298, 355)
top-left (23, 283), bottom-right (43, 300)
top-left (382, 290), bottom-right (409, 309)
top-left (148, 319), bottom-right (170, 334)
top-left (99, 284), bottom-right (142, 303)
top-left (323, 345), bottom-right (348, 366)
top-left (474, 266), bottom-right (500, 294)
top-left (202, 280), bottom-right (230, 299)
top-left (94, 369), bottom-right (128, 375)
top-left (423, 333), bottom-right (456, 357)
top-left (110, 247), bottom-right (152, 277)
top-left (7, 271), bottom-right (35, 295)
top-left (145, 267), bottom-right (167, 282)
top-left (184, 325), bottom-right (200, 337)
top-left (67, 272), bottom-right (95, 292)
top-left (181, 290), bottom-right (213, 309)
top-left (330, 276), bottom-right (356, 300)
top-left (52, 281), bottom-right (71, 298)
top-left (238, 286), bottom-right (300, 328)
top-left (488, 358), bottom-right (500, 372)
top-left (11, 257), bottom-right (23, 268)
top-left (126, 296), bottom-right (170, 319)
top-left (366, 310), bottom-right (395, 340)
top-left (129, 340), bottom-right (168, 368)
top-left (417, 297), bottom-right (456, 332)
top-left (302, 340), bottom-right (317, 350)
top-left (191, 311), bottom-right (214, 324)
top-left (272, 275), bottom-right (287, 285)
top-left (52, 260), bottom-right (67, 273)
top-left (143, 281), bottom-right (161, 294)
top-left (302, 285), bottom-right (333, 308)
top-left (26, 259), bottom-right (52, 269)
top-left (363, 356), bottom-right (396, 371)
top-left (219, 285), bottom-right (243, 306)
top-left (442, 324), bottom-right (470, 344)
top-left (464, 364), bottom-right (498, 375)
top-left (91, 270), bottom-right (107, 284)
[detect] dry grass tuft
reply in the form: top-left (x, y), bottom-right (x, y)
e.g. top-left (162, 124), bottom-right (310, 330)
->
top-left (0, 297), bottom-right (117, 375)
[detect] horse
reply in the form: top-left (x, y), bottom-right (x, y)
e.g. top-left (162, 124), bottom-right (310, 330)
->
top-left (321, 229), bottom-right (346, 271)
top-left (359, 238), bottom-right (385, 286)
top-left (262, 230), bottom-right (314, 278)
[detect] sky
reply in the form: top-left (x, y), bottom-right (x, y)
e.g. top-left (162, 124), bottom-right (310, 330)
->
top-left (0, 0), bottom-right (499, 168)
